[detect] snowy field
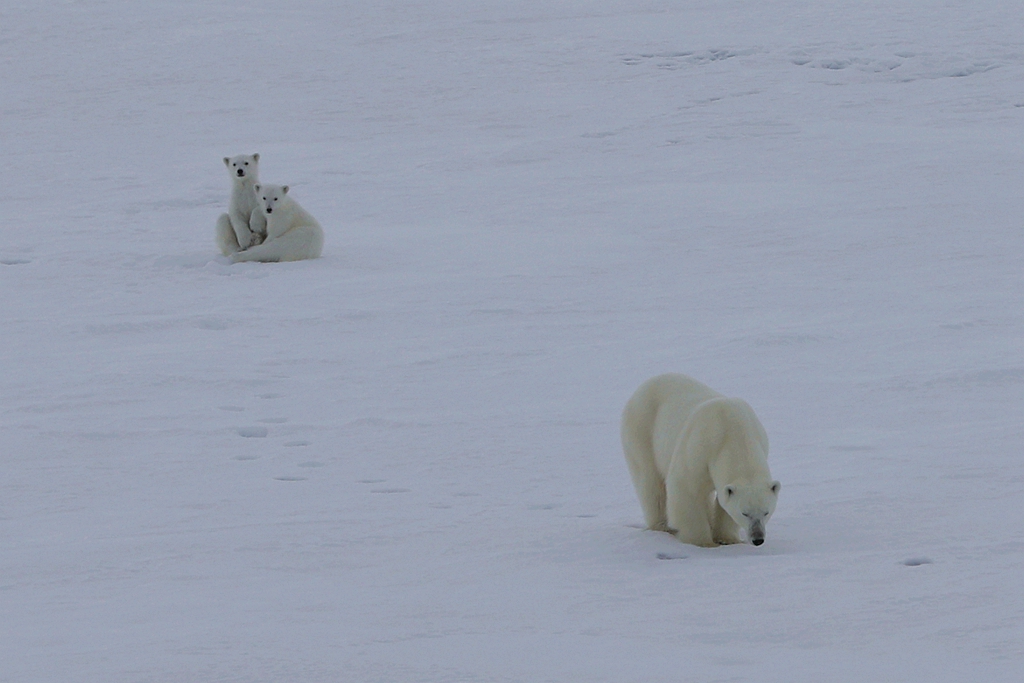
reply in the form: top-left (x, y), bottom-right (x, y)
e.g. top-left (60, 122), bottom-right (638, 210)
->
top-left (3, 1), bottom-right (1024, 681)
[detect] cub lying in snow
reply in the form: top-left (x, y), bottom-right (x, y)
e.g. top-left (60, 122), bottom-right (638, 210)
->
top-left (621, 373), bottom-right (780, 547)
top-left (230, 184), bottom-right (324, 263)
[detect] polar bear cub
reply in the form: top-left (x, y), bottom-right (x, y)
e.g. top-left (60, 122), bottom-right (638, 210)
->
top-left (230, 184), bottom-right (324, 263)
top-left (216, 153), bottom-right (267, 255)
top-left (621, 373), bottom-right (780, 547)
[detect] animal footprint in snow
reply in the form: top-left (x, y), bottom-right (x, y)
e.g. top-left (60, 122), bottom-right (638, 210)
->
top-left (195, 317), bottom-right (230, 330)
top-left (657, 552), bottom-right (688, 560)
top-left (237, 426), bottom-right (268, 438)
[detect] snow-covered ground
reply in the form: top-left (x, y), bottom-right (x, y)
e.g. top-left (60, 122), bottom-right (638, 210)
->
top-left (3, 1), bottom-right (1023, 680)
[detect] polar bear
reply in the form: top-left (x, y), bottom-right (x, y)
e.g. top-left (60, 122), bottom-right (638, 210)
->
top-left (621, 373), bottom-right (780, 547)
top-left (215, 153), bottom-right (267, 255)
top-left (230, 184), bottom-right (324, 263)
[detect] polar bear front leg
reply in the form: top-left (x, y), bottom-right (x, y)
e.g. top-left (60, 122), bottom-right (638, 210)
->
top-left (666, 476), bottom-right (716, 547)
top-left (711, 498), bottom-right (743, 545)
top-left (227, 209), bottom-right (255, 250)
top-left (248, 210), bottom-right (267, 246)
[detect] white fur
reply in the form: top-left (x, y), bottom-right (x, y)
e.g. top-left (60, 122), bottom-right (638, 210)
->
top-left (230, 184), bottom-right (324, 263)
top-left (621, 373), bottom-right (781, 547)
top-left (215, 153), bottom-right (267, 256)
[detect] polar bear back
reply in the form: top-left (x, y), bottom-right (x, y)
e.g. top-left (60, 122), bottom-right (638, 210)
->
top-left (674, 395), bottom-right (770, 486)
top-left (618, 374), bottom-right (716, 475)
top-left (628, 373), bottom-right (768, 478)
top-left (632, 374), bottom-right (722, 474)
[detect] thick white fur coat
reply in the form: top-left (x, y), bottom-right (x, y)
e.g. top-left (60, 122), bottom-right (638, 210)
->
top-left (216, 153), bottom-right (267, 256)
top-left (621, 373), bottom-right (780, 547)
top-left (230, 184), bottom-right (324, 263)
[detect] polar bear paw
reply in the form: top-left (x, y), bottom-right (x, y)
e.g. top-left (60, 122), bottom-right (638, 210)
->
top-left (714, 535), bottom-right (743, 545)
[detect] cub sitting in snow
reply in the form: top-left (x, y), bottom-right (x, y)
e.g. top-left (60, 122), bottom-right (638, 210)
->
top-left (621, 373), bottom-right (780, 547)
top-left (230, 184), bottom-right (324, 263)
top-left (215, 153), bottom-right (267, 256)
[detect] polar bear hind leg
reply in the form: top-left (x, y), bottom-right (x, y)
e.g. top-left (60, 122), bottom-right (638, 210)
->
top-left (216, 213), bottom-right (242, 256)
top-left (230, 226), bottom-right (322, 263)
top-left (623, 439), bottom-right (669, 532)
top-left (621, 402), bottom-right (670, 531)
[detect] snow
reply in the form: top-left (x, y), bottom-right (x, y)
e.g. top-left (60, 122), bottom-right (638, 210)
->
top-left (2, 1), bottom-right (1023, 680)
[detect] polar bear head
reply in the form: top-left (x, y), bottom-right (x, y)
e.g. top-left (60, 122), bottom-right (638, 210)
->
top-left (253, 184), bottom-right (289, 215)
top-left (223, 153), bottom-right (260, 180)
top-left (718, 480), bottom-right (781, 546)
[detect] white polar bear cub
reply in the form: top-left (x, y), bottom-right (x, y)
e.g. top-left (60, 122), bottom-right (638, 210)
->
top-left (621, 373), bottom-right (780, 547)
top-left (216, 153), bottom-right (267, 255)
top-left (230, 184), bottom-right (324, 263)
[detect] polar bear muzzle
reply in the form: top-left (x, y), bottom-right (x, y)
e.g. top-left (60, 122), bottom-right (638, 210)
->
top-left (749, 520), bottom-right (766, 545)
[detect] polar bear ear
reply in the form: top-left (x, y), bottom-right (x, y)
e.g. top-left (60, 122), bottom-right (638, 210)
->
top-left (223, 157), bottom-right (230, 166)
top-left (252, 153), bottom-right (259, 162)
top-left (282, 185), bottom-right (289, 194)
top-left (770, 481), bottom-right (781, 495)
top-left (724, 485), bottom-right (735, 498)
top-left (253, 184), bottom-right (260, 193)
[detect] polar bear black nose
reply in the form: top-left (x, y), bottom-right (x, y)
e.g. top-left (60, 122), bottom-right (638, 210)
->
top-left (751, 538), bottom-right (764, 546)
top-left (266, 207), bottom-right (272, 213)
top-left (236, 169), bottom-right (244, 177)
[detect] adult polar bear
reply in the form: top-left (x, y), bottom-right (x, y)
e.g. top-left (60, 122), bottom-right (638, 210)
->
top-left (622, 373), bottom-right (780, 547)
top-left (230, 184), bottom-right (324, 263)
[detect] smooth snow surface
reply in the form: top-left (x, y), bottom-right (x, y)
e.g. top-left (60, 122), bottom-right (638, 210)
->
top-left (3, 2), bottom-right (1023, 681)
